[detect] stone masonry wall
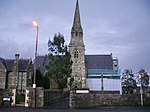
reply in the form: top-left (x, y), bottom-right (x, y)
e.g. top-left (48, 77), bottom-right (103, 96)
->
top-left (0, 62), bottom-right (6, 89)
top-left (0, 89), bottom-right (11, 106)
top-left (70, 91), bottom-right (150, 108)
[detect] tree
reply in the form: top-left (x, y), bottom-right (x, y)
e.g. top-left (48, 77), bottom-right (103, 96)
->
top-left (137, 69), bottom-right (149, 89)
top-left (33, 69), bottom-right (50, 89)
top-left (43, 74), bottom-right (50, 89)
top-left (122, 69), bottom-right (137, 94)
top-left (36, 69), bottom-right (44, 87)
top-left (46, 33), bottom-right (72, 89)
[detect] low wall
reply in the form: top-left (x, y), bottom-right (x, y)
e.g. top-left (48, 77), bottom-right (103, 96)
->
top-left (70, 91), bottom-right (150, 108)
top-left (0, 89), bottom-right (11, 106)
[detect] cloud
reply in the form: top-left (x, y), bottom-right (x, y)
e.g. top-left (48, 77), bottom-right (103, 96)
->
top-left (0, 0), bottom-right (150, 73)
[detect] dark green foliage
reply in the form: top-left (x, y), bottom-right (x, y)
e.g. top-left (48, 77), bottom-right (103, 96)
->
top-left (43, 74), bottom-right (50, 89)
top-left (48, 33), bottom-right (65, 55)
top-left (36, 69), bottom-right (44, 87)
top-left (122, 69), bottom-right (150, 94)
top-left (16, 94), bottom-right (25, 103)
top-left (47, 33), bottom-right (72, 89)
top-left (122, 69), bottom-right (137, 94)
top-left (33, 69), bottom-right (50, 89)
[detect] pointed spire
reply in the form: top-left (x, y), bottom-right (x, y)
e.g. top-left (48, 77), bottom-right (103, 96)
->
top-left (69, 0), bottom-right (84, 46)
top-left (73, 0), bottom-right (81, 28)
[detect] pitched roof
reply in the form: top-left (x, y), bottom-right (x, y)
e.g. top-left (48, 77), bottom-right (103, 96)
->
top-left (35, 55), bottom-right (49, 73)
top-left (19, 59), bottom-right (30, 71)
top-left (85, 55), bottom-right (113, 70)
top-left (5, 59), bottom-right (14, 71)
top-left (0, 58), bottom-right (31, 72)
top-left (35, 54), bottom-right (114, 74)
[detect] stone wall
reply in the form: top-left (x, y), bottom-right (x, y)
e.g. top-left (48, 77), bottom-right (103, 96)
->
top-left (0, 89), bottom-right (11, 106)
top-left (70, 91), bottom-right (150, 108)
top-left (0, 62), bottom-right (6, 89)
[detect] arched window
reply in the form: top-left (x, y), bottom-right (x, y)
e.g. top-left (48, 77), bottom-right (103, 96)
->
top-left (74, 50), bottom-right (79, 58)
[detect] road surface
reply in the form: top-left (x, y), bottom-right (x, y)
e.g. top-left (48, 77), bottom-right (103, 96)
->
top-left (0, 106), bottom-right (150, 112)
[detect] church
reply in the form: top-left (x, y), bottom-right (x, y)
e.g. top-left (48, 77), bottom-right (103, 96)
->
top-left (69, 0), bottom-right (121, 92)
top-left (36, 0), bottom-right (121, 93)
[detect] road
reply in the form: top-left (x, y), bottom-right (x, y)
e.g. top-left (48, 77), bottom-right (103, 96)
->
top-left (0, 106), bottom-right (150, 112)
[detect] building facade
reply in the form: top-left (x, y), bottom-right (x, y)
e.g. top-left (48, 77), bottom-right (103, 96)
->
top-left (0, 54), bottom-right (33, 94)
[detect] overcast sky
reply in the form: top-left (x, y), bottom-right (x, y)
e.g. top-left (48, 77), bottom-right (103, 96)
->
top-left (0, 0), bottom-right (150, 73)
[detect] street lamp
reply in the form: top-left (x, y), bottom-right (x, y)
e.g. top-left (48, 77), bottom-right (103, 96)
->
top-left (32, 20), bottom-right (39, 107)
top-left (139, 74), bottom-right (143, 106)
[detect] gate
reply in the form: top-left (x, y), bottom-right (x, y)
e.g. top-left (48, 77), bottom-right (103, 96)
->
top-left (44, 89), bottom-right (69, 108)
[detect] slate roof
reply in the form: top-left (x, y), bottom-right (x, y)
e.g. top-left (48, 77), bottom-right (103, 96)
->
top-left (85, 55), bottom-right (113, 70)
top-left (36, 55), bottom-right (49, 68)
top-left (35, 55), bottom-right (49, 73)
top-left (19, 59), bottom-right (30, 72)
top-left (5, 59), bottom-right (14, 71)
top-left (34, 54), bottom-right (114, 74)
top-left (0, 58), bottom-right (30, 72)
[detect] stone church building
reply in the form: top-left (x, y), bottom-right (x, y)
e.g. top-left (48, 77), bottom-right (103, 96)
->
top-left (36, 0), bottom-right (121, 93)
top-left (0, 54), bottom-right (33, 94)
top-left (69, 0), bottom-right (121, 92)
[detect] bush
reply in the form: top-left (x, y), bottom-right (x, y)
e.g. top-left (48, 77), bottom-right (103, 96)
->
top-left (16, 94), bottom-right (25, 103)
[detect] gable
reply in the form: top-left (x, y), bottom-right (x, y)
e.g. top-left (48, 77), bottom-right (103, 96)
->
top-left (0, 58), bottom-right (6, 71)
top-left (0, 58), bottom-right (5, 65)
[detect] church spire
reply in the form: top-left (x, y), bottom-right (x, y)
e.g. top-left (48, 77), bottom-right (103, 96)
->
top-left (69, 0), bottom-right (86, 89)
top-left (70, 0), bottom-right (84, 46)
top-left (73, 0), bottom-right (81, 28)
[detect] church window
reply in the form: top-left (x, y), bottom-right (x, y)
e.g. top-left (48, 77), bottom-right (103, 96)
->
top-left (74, 50), bottom-right (79, 58)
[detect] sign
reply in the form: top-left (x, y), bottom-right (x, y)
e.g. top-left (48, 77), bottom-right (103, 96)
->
top-left (76, 90), bottom-right (89, 94)
top-left (3, 98), bottom-right (11, 101)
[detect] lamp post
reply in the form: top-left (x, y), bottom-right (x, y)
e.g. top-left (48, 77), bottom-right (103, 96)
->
top-left (139, 74), bottom-right (143, 106)
top-left (32, 20), bottom-right (39, 108)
